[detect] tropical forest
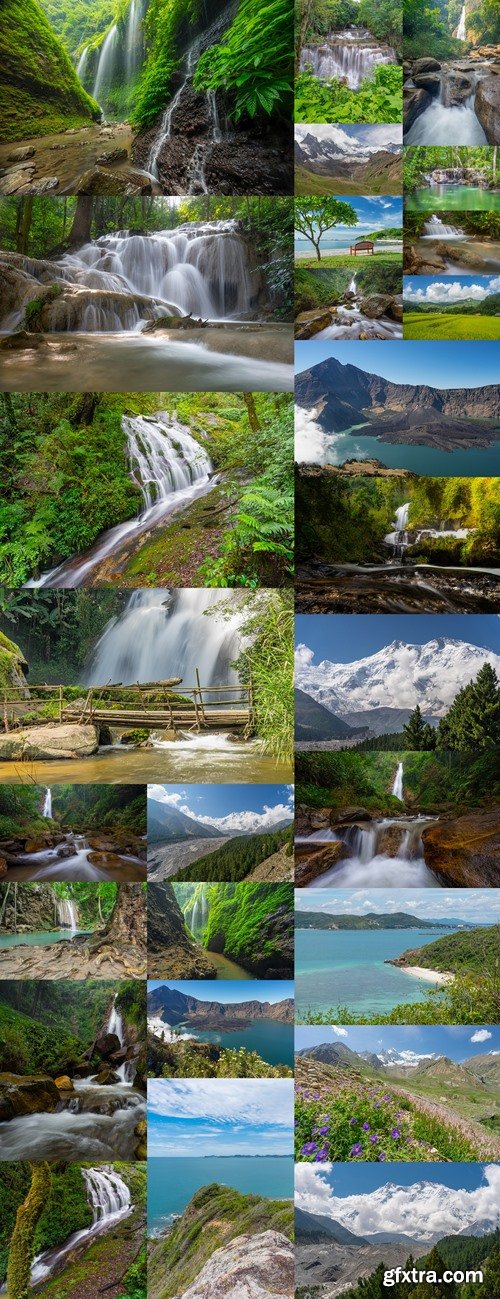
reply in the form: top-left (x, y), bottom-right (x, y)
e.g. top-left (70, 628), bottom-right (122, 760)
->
top-left (0, 783), bottom-right (147, 881)
top-left (147, 880), bottom-right (294, 979)
top-left (295, 0), bottom-right (402, 123)
top-left (0, 881), bottom-right (147, 979)
top-left (1, 0), bottom-right (294, 194)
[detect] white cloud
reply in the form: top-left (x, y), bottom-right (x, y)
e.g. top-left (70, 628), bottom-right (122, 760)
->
top-left (196, 800), bottom-right (293, 834)
top-left (147, 1079), bottom-right (294, 1127)
top-left (295, 1165), bottom-right (500, 1240)
top-left (470, 1029), bottom-right (492, 1043)
top-left (404, 277), bottom-right (500, 305)
top-left (295, 406), bottom-right (330, 465)
top-left (331, 1026), bottom-right (349, 1038)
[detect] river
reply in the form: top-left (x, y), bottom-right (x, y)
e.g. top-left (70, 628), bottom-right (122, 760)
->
top-left (0, 744), bottom-right (292, 784)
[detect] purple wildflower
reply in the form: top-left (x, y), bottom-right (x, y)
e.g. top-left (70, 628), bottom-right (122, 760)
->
top-left (362, 1123), bottom-right (370, 1132)
top-left (301, 1142), bottom-right (318, 1156)
top-left (391, 1128), bottom-right (401, 1140)
top-left (350, 1143), bottom-right (363, 1156)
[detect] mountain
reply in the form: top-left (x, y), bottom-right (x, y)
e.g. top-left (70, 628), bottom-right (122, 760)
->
top-left (295, 911), bottom-right (444, 931)
top-left (294, 687), bottom-right (362, 741)
top-left (464, 1051), bottom-right (500, 1082)
top-left (294, 131), bottom-right (402, 194)
top-left (1, 0), bottom-right (100, 143)
top-left (297, 1041), bottom-right (365, 1067)
top-left (147, 984), bottom-right (294, 1026)
top-left (295, 636), bottom-right (500, 727)
top-left (147, 800), bottom-right (223, 845)
top-left (295, 354), bottom-right (500, 448)
top-left (295, 1207), bottom-right (368, 1247)
top-left (336, 1179), bottom-right (498, 1245)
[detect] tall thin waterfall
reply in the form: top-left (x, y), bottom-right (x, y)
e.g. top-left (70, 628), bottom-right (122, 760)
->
top-left (107, 997), bottom-right (125, 1044)
top-left (31, 1168), bottom-right (131, 1285)
top-left (43, 788), bottom-right (52, 818)
top-left (76, 47), bottom-right (90, 82)
top-left (84, 589), bottom-right (244, 687)
top-left (392, 762), bottom-right (404, 800)
top-left (300, 29), bottom-right (396, 89)
top-left (25, 414), bottom-right (213, 590)
top-left (58, 896), bottom-right (78, 933)
top-left (189, 883), bottom-right (209, 936)
top-left (93, 24), bottom-right (119, 103)
top-left (125, 0), bottom-right (143, 81)
top-left (457, 4), bottom-right (466, 38)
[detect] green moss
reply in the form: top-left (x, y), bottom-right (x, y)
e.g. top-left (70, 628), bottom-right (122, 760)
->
top-left (0, 0), bottom-right (100, 142)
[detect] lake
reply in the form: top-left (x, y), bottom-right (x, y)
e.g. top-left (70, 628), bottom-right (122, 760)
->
top-left (179, 1020), bottom-right (294, 1067)
top-left (0, 929), bottom-right (90, 949)
top-left (320, 423), bottom-right (500, 476)
top-left (147, 1156), bottom-right (294, 1233)
top-left (295, 926), bottom-right (461, 1019)
top-left (406, 186), bottom-right (500, 212)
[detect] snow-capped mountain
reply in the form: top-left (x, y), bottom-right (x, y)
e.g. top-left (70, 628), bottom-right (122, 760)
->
top-left (295, 636), bottom-right (500, 721)
top-left (369, 1048), bottom-right (439, 1068)
top-left (330, 1175), bottom-right (500, 1244)
top-left (295, 125), bottom-right (401, 159)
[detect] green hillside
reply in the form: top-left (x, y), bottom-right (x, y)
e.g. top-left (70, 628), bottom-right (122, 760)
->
top-left (1, 0), bottom-right (100, 141)
top-left (399, 925), bottom-right (499, 974)
top-left (172, 827), bottom-right (293, 882)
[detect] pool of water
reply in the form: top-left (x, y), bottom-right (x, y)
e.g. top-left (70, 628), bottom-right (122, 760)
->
top-left (0, 929), bottom-right (90, 949)
top-left (406, 186), bottom-right (500, 212)
top-left (320, 423), bottom-right (500, 475)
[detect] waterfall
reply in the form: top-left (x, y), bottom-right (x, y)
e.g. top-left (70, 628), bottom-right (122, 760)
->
top-left (31, 1167), bottom-right (131, 1285)
top-left (24, 414), bottom-right (214, 589)
top-left (457, 4), bottom-right (466, 38)
top-left (107, 997), bottom-right (125, 1045)
top-left (306, 817), bottom-right (437, 888)
top-left (190, 883), bottom-right (209, 936)
top-left (43, 788), bottom-right (52, 818)
top-left (84, 588), bottom-right (244, 687)
top-left (76, 47), bottom-right (90, 82)
top-left (405, 90), bottom-right (488, 145)
top-left (423, 215), bottom-right (466, 238)
top-left (148, 40), bottom-right (202, 179)
top-left (125, 0), bottom-right (142, 82)
top-left (93, 25), bottom-right (119, 103)
top-left (300, 29), bottom-right (396, 90)
top-left (392, 762), bottom-right (404, 800)
top-left (58, 896), bottom-right (78, 933)
top-left (395, 503), bottom-right (410, 532)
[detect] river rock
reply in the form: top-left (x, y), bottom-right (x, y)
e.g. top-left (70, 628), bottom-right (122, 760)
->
top-left (475, 75), bottom-right (500, 143)
top-left (95, 1066), bottom-right (121, 1085)
top-left (54, 1075), bottom-right (74, 1090)
top-left (295, 308), bottom-right (336, 339)
top-left (359, 293), bottom-right (395, 319)
top-left (404, 87), bottom-right (432, 131)
top-left (389, 295), bottom-right (403, 321)
top-left (336, 806), bottom-right (372, 822)
top-left (72, 166), bottom-right (155, 195)
top-left (376, 824), bottom-right (407, 857)
top-left (0, 168), bottom-right (38, 195)
top-left (94, 1031), bottom-right (121, 1059)
top-left (413, 56), bottom-right (442, 73)
top-left (413, 70), bottom-right (441, 93)
top-left (170, 1229), bottom-right (294, 1299)
top-left (96, 148), bottom-right (128, 165)
top-left (0, 1073), bottom-right (61, 1121)
top-left (16, 177), bottom-right (60, 195)
top-left (135, 1117), bottom-right (147, 1159)
top-left (295, 841), bottom-right (347, 887)
top-left (7, 147), bottom-right (36, 162)
top-left (422, 809), bottom-right (500, 886)
top-left (0, 724), bottom-right (100, 761)
top-left (442, 71), bottom-right (474, 105)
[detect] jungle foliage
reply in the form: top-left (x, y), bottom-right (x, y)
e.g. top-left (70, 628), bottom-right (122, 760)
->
top-left (295, 749), bottom-right (500, 811)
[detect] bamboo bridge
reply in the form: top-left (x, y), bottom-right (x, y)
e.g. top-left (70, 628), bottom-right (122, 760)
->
top-left (2, 675), bottom-right (255, 737)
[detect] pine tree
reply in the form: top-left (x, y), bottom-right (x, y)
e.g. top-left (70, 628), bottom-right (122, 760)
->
top-left (403, 704), bottom-right (436, 750)
top-left (437, 663), bottom-right (500, 751)
top-left (482, 1241), bottom-right (500, 1297)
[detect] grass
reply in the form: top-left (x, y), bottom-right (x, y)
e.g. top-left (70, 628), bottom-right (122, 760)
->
top-left (295, 165), bottom-right (402, 197)
top-left (295, 1080), bottom-right (480, 1163)
top-left (296, 252), bottom-right (402, 268)
top-left (404, 312), bottom-right (500, 339)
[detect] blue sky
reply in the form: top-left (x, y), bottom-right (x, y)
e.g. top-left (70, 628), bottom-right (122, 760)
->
top-left (295, 888), bottom-right (497, 924)
top-left (294, 613), bottom-right (500, 662)
top-left (147, 783), bottom-right (294, 833)
top-left (295, 1024), bottom-right (500, 1061)
top-left (404, 274), bottom-right (500, 304)
top-left (147, 1079), bottom-right (294, 1157)
top-left (295, 197), bottom-right (402, 244)
top-left (295, 124), bottom-right (402, 149)
top-left (296, 1162), bottom-right (494, 1199)
top-left (295, 339), bottom-right (500, 386)
top-left (148, 980), bottom-right (294, 1005)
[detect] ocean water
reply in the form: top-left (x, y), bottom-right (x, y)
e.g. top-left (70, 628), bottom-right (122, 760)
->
top-left (295, 925), bottom-right (461, 1018)
top-left (295, 236), bottom-right (402, 256)
top-left (321, 424), bottom-right (500, 476)
top-left (147, 1156), bottom-right (294, 1233)
top-left (180, 1020), bottom-right (294, 1068)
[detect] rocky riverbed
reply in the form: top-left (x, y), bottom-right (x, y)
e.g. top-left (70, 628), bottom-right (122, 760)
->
top-left (404, 50), bottom-right (500, 143)
top-left (0, 124), bottom-right (162, 196)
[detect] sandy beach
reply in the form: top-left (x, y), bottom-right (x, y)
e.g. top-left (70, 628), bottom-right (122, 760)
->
top-left (399, 964), bottom-right (454, 984)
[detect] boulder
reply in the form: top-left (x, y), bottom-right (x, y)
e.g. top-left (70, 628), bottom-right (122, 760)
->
top-left (442, 72), bottom-right (474, 105)
top-left (295, 841), bottom-right (347, 887)
top-left (404, 87), bottom-right (432, 131)
top-left (95, 1066), bottom-right (121, 1085)
top-left (336, 807), bottom-right (372, 823)
top-left (16, 178), bottom-right (59, 195)
top-left (422, 809), bottom-right (500, 887)
top-left (359, 293), bottom-right (394, 319)
top-left (376, 825), bottom-right (407, 857)
top-left (7, 147), bottom-right (36, 162)
top-left (0, 169), bottom-right (37, 195)
top-left (72, 166), bottom-right (155, 195)
top-left (389, 295), bottom-right (403, 321)
top-left (54, 1075), bottom-right (74, 1091)
top-left (95, 148), bottom-right (128, 165)
top-left (413, 71), bottom-right (441, 93)
top-left (135, 1117), bottom-right (147, 1159)
top-left (295, 308), bottom-right (336, 339)
top-left (0, 724), bottom-right (100, 761)
top-left (94, 1031), bottom-right (121, 1059)
top-left (171, 1230), bottom-right (294, 1299)
top-left (412, 57), bottom-right (442, 73)
top-left (0, 1073), bottom-right (60, 1121)
top-left (475, 76), bottom-right (500, 143)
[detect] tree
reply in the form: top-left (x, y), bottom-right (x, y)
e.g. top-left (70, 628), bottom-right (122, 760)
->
top-left (436, 663), bottom-right (500, 751)
top-left (294, 198), bottom-right (358, 260)
top-left (68, 196), bottom-right (94, 247)
top-left (403, 704), bottom-right (436, 750)
top-left (7, 1163), bottom-right (51, 1299)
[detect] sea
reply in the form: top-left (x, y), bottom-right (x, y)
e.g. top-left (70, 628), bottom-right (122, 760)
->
top-left (147, 1156), bottom-right (294, 1234)
top-left (295, 925), bottom-right (462, 1018)
top-left (174, 1020), bottom-right (294, 1068)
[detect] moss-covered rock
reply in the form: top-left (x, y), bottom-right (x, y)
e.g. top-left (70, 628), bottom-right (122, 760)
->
top-left (0, 0), bottom-right (101, 143)
top-left (0, 630), bottom-right (29, 693)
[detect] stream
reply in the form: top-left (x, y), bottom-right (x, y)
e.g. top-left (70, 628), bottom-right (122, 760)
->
top-left (300, 26), bottom-right (396, 88)
top-left (207, 950), bottom-right (256, 980)
top-left (296, 817), bottom-right (440, 887)
top-left (0, 744), bottom-right (292, 784)
top-left (26, 412), bottom-right (215, 589)
top-left (411, 217), bottom-right (500, 272)
top-left (0, 1087), bottom-right (144, 1160)
top-left (5, 839), bottom-right (146, 881)
top-left (30, 1168), bottom-right (132, 1286)
top-left (311, 275), bottom-right (402, 341)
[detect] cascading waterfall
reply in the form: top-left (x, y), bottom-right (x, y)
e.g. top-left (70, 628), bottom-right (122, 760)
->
top-left (84, 588), bottom-right (243, 688)
top-left (43, 788), bottom-right (52, 818)
top-left (25, 413), bottom-right (214, 589)
top-left (422, 215), bottom-right (466, 238)
top-left (303, 817), bottom-right (439, 887)
top-left (31, 1167), bottom-right (131, 1284)
top-left (93, 25), bottom-right (119, 103)
top-left (405, 64), bottom-right (488, 145)
top-left (58, 896), bottom-right (79, 933)
top-left (300, 29), bottom-right (396, 89)
top-left (457, 4), bottom-right (466, 39)
top-left (392, 761), bottom-right (404, 800)
top-left (313, 270), bottom-right (402, 341)
top-left (189, 884), bottom-right (209, 936)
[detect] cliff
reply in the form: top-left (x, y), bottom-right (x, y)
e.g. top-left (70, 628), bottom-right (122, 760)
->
top-left (147, 984), bottom-right (294, 1026)
top-left (147, 884), bottom-right (217, 979)
top-left (1, 0), bottom-right (100, 142)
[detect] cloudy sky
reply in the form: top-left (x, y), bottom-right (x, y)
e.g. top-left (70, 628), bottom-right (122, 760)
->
top-left (295, 1162), bottom-right (500, 1236)
top-left (147, 1079), bottom-right (294, 1156)
top-left (148, 783), bottom-right (294, 833)
top-left (295, 1023), bottom-right (500, 1062)
top-left (148, 978), bottom-right (294, 1005)
top-left (404, 275), bottom-right (500, 305)
top-left (295, 339), bottom-right (500, 387)
top-left (295, 888), bottom-right (497, 925)
top-left (295, 124), bottom-right (402, 152)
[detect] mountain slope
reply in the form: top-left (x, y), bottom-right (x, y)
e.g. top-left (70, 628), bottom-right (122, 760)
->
top-left (1, 0), bottom-right (100, 142)
top-left (294, 687), bottom-right (360, 741)
top-left (147, 801), bottom-right (223, 845)
top-left (295, 636), bottom-right (500, 725)
top-left (147, 984), bottom-right (294, 1025)
top-left (296, 911), bottom-right (445, 930)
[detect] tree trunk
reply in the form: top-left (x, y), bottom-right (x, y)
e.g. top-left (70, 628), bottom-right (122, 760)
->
top-left (242, 393), bottom-right (261, 432)
top-left (17, 199), bottom-right (34, 256)
top-left (72, 393), bottom-right (99, 426)
top-left (68, 197), bottom-right (94, 247)
top-left (96, 884), bottom-right (146, 948)
top-left (1, 393), bottom-right (18, 432)
top-left (7, 1163), bottom-right (52, 1299)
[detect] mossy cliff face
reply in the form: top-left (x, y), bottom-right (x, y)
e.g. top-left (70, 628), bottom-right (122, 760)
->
top-left (149, 1184), bottom-right (294, 1299)
top-left (203, 883), bottom-right (295, 977)
top-left (0, 631), bottom-right (29, 693)
top-left (0, 0), bottom-right (101, 142)
top-left (147, 884), bottom-right (217, 979)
